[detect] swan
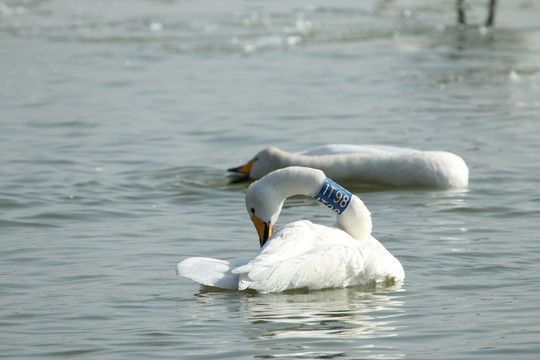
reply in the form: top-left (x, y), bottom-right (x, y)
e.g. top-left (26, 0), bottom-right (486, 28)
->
top-left (228, 144), bottom-right (469, 189)
top-left (177, 166), bottom-right (404, 293)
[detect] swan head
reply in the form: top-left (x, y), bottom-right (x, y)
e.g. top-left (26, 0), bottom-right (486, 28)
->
top-left (228, 147), bottom-right (284, 183)
top-left (245, 167), bottom-right (328, 247)
top-left (245, 180), bottom-right (281, 247)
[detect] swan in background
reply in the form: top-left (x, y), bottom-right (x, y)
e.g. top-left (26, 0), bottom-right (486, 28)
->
top-left (177, 166), bottom-right (404, 293)
top-left (228, 145), bottom-right (469, 189)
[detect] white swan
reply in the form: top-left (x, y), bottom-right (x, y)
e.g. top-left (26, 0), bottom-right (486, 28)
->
top-left (177, 166), bottom-right (404, 293)
top-left (228, 144), bottom-right (469, 189)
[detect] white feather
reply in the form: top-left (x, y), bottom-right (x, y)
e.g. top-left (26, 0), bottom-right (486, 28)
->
top-left (176, 257), bottom-right (246, 290)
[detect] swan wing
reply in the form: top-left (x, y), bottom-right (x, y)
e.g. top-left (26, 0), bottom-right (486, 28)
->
top-left (236, 244), bottom-right (366, 293)
top-left (232, 220), bottom-right (372, 293)
top-left (176, 257), bottom-right (247, 290)
top-left (297, 145), bottom-right (467, 188)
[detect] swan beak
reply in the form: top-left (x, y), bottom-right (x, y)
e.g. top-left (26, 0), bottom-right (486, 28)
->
top-left (251, 213), bottom-right (274, 247)
top-left (227, 158), bottom-right (257, 183)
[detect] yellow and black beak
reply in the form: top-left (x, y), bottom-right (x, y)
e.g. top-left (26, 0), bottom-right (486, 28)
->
top-left (251, 211), bottom-right (274, 247)
top-left (227, 158), bottom-right (257, 184)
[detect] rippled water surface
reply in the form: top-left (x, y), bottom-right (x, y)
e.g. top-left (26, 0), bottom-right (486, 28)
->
top-left (2, 0), bottom-right (540, 359)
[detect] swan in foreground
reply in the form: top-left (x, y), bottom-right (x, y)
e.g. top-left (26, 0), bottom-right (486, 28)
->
top-left (228, 144), bottom-right (469, 189)
top-left (177, 166), bottom-right (404, 293)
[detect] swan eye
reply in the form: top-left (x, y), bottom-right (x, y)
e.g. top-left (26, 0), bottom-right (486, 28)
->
top-left (251, 208), bottom-right (255, 214)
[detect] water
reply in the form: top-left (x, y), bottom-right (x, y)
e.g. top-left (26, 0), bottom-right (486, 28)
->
top-left (1, 0), bottom-right (540, 358)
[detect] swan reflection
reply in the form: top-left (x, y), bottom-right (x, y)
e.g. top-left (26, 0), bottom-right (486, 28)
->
top-left (236, 285), bottom-right (406, 359)
top-left (240, 285), bottom-right (404, 358)
top-left (239, 285), bottom-right (404, 340)
top-left (190, 275), bottom-right (406, 358)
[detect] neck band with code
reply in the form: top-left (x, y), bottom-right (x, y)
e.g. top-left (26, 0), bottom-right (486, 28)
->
top-left (313, 177), bottom-right (352, 214)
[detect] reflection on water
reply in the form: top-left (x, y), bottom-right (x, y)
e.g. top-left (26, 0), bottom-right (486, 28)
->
top-left (237, 285), bottom-right (406, 358)
top-left (190, 285), bottom-right (406, 358)
top-left (242, 287), bottom-right (404, 339)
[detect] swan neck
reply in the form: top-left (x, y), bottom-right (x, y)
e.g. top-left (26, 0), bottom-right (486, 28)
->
top-left (248, 167), bottom-right (372, 241)
top-left (275, 168), bottom-right (326, 199)
top-left (337, 196), bottom-right (372, 240)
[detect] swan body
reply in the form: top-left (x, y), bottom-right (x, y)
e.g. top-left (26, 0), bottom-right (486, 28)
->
top-left (229, 144), bottom-right (469, 189)
top-left (177, 166), bottom-right (404, 293)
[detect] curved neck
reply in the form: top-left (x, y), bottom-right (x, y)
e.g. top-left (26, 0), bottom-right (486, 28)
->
top-left (247, 167), bottom-right (372, 241)
top-left (336, 196), bottom-right (372, 240)
top-left (311, 176), bottom-right (372, 239)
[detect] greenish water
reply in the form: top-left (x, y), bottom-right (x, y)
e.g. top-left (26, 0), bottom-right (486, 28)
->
top-left (1, 0), bottom-right (540, 359)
